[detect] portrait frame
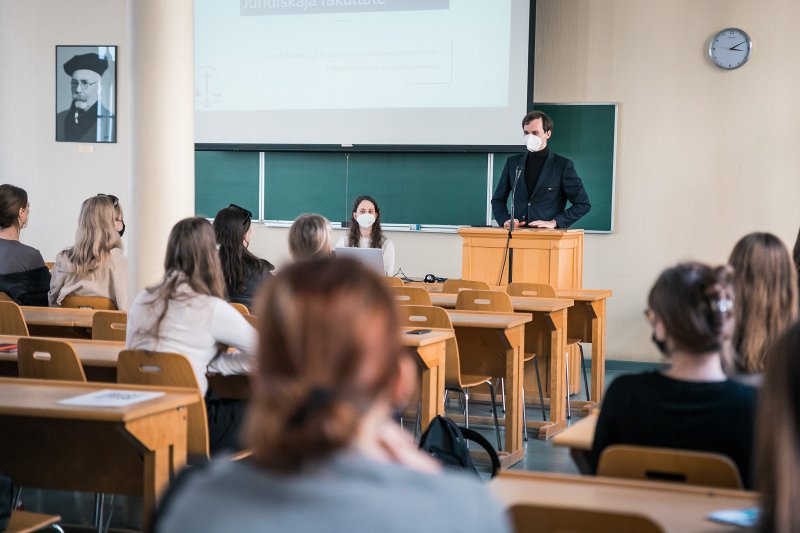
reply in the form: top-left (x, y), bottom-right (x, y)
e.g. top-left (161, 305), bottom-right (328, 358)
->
top-left (55, 45), bottom-right (117, 143)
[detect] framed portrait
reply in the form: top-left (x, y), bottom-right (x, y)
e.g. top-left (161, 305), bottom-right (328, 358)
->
top-left (55, 45), bottom-right (117, 143)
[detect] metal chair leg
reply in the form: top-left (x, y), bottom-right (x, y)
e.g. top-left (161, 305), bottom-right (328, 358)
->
top-left (521, 386), bottom-right (528, 441)
top-left (533, 356), bottom-right (547, 420)
top-left (94, 494), bottom-right (105, 533)
top-left (414, 400), bottom-right (422, 440)
top-left (487, 380), bottom-right (503, 451)
top-left (580, 344), bottom-right (590, 401)
top-left (565, 350), bottom-right (572, 420)
top-left (499, 378), bottom-right (506, 412)
top-left (463, 389), bottom-right (470, 429)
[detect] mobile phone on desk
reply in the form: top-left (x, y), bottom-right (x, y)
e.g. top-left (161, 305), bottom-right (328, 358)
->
top-left (405, 329), bottom-right (432, 335)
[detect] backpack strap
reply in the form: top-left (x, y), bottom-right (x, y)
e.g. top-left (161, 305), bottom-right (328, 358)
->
top-left (459, 427), bottom-right (501, 478)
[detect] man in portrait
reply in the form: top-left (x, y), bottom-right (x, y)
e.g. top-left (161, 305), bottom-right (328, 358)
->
top-left (56, 52), bottom-right (116, 142)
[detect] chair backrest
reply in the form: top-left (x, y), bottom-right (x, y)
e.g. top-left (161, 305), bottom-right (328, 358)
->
top-left (396, 305), bottom-right (462, 389)
top-left (0, 300), bottom-right (29, 336)
top-left (0, 292), bottom-right (13, 302)
top-left (597, 445), bottom-right (744, 489)
top-left (117, 349), bottom-right (209, 460)
top-left (391, 286), bottom-right (433, 306)
top-left (229, 302), bottom-right (250, 316)
top-left (91, 311), bottom-right (128, 341)
top-left (61, 295), bottom-right (117, 310)
top-left (455, 289), bottom-right (514, 313)
top-left (510, 504), bottom-right (665, 533)
top-left (17, 337), bottom-right (87, 382)
top-left (442, 279), bottom-right (491, 293)
top-left (506, 282), bottom-right (558, 298)
top-left (383, 276), bottom-right (405, 287)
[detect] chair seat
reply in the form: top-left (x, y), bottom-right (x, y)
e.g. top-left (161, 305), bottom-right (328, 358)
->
top-left (523, 351), bottom-right (537, 362)
top-left (567, 337), bottom-right (581, 346)
top-left (7, 510), bottom-right (61, 533)
top-left (460, 374), bottom-right (492, 388)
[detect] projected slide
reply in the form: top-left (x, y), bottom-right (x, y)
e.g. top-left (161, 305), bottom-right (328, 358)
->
top-left (195, 0), bottom-right (530, 146)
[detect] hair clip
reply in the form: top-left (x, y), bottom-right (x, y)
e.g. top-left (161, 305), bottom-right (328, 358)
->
top-left (712, 298), bottom-right (733, 313)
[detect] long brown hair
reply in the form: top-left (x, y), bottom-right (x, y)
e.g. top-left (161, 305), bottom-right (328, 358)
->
top-left (213, 205), bottom-right (273, 295)
top-left (757, 322), bottom-right (800, 533)
top-left (728, 233), bottom-right (798, 373)
top-left (793, 227), bottom-right (800, 299)
top-left (245, 257), bottom-right (401, 473)
top-left (0, 184), bottom-right (28, 231)
top-left (65, 195), bottom-right (122, 276)
top-left (346, 195), bottom-right (384, 249)
top-left (648, 262), bottom-right (735, 358)
top-left (138, 217), bottom-right (226, 340)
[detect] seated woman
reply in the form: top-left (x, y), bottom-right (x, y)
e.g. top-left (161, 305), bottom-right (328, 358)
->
top-left (335, 195), bottom-right (395, 275)
top-left (213, 204), bottom-right (274, 311)
top-left (154, 258), bottom-right (509, 533)
top-left (288, 213), bottom-right (332, 261)
top-left (98, 193), bottom-right (126, 237)
top-left (0, 184), bottom-right (50, 306)
top-left (49, 195), bottom-right (127, 309)
top-left (756, 322), bottom-right (800, 533)
top-left (590, 262), bottom-right (758, 487)
top-left (728, 232), bottom-right (798, 384)
top-left (794, 226), bottom-right (800, 303)
top-left (126, 217), bottom-right (256, 452)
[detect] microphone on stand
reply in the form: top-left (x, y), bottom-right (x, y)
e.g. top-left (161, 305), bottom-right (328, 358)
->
top-left (509, 165), bottom-right (522, 233)
top-left (498, 165), bottom-right (523, 285)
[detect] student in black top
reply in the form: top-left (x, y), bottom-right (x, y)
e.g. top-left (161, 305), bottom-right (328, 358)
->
top-left (213, 204), bottom-right (274, 311)
top-left (0, 184), bottom-right (50, 305)
top-left (591, 262), bottom-right (758, 487)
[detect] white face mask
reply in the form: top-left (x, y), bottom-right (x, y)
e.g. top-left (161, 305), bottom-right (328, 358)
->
top-left (356, 213), bottom-right (376, 229)
top-left (525, 134), bottom-right (543, 152)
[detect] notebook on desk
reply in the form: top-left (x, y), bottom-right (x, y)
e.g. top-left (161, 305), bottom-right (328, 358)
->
top-left (334, 247), bottom-right (384, 275)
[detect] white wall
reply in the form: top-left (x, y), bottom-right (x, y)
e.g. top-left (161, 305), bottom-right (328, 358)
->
top-left (0, 0), bottom-right (129, 260)
top-left (4, 0), bottom-right (799, 362)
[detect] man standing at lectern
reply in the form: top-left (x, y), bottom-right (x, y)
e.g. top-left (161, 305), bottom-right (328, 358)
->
top-left (492, 111), bottom-right (591, 229)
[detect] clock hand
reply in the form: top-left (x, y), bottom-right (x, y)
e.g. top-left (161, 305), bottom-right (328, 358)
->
top-left (729, 40), bottom-right (746, 51)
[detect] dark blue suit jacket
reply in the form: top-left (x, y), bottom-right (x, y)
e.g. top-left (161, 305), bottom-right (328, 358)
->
top-left (491, 151), bottom-right (591, 228)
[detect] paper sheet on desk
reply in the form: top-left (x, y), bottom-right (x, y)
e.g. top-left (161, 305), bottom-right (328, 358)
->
top-left (58, 389), bottom-right (165, 407)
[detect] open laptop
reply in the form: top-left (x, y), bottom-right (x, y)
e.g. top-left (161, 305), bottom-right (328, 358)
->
top-left (334, 247), bottom-right (385, 275)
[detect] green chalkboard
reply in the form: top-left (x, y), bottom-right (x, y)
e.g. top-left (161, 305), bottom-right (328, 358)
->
top-left (195, 151), bottom-right (260, 218)
top-left (195, 103), bottom-right (616, 231)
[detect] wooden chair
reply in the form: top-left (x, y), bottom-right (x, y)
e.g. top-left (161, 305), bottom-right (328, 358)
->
top-left (597, 445), bottom-right (744, 489)
top-left (455, 290), bottom-right (545, 439)
top-left (17, 337), bottom-right (87, 382)
top-left (391, 286), bottom-right (433, 306)
top-left (397, 305), bottom-right (502, 450)
top-left (510, 504), bottom-right (664, 533)
top-left (91, 311), bottom-right (127, 341)
top-left (245, 315), bottom-right (258, 329)
top-left (507, 282), bottom-right (590, 410)
top-left (117, 350), bottom-right (209, 461)
top-left (442, 279), bottom-right (490, 293)
top-left (0, 300), bottom-right (29, 335)
top-left (229, 302), bottom-right (250, 315)
top-left (7, 510), bottom-right (63, 533)
top-left (0, 291), bottom-right (13, 302)
top-left (383, 276), bottom-right (405, 287)
top-left (61, 295), bottom-right (117, 310)
top-left (44, 261), bottom-right (55, 271)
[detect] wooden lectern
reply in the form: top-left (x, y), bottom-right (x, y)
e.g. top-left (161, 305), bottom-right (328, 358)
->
top-left (458, 228), bottom-right (584, 288)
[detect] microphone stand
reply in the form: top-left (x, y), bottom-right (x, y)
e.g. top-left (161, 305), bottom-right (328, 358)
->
top-left (498, 166), bottom-right (522, 285)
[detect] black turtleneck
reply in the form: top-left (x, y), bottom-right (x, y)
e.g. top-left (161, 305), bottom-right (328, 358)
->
top-left (524, 146), bottom-right (549, 197)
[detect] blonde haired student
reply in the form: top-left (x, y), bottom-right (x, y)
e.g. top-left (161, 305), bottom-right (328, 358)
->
top-left (288, 213), bottom-right (332, 261)
top-left (49, 195), bottom-right (127, 309)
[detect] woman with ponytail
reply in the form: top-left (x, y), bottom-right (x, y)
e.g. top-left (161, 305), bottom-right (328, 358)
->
top-left (154, 258), bottom-right (509, 533)
top-left (590, 262), bottom-right (758, 487)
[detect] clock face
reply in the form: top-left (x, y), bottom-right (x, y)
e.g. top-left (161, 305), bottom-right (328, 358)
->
top-left (709, 28), bottom-right (752, 70)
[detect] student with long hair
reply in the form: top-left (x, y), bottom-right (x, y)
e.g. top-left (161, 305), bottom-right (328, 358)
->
top-left (793, 226), bottom-right (800, 302)
top-left (0, 184), bottom-right (50, 305)
top-left (288, 213), bottom-right (332, 261)
top-left (213, 204), bottom-right (274, 310)
top-left (126, 217), bottom-right (256, 452)
top-left (49, 195), bottom-right (127, 309)
top-left (591, 262), bottom-right (758, 487)
top-left (335, 195), bottom-right (395, 275)
top-left (728, 232), bottom-right (798, 381)
top-left (98, 193), bottom-right (126, 237)
top-left (756, 322), bottom-right (800, 533)
top-left (154, 258), bottom-right (509, 532)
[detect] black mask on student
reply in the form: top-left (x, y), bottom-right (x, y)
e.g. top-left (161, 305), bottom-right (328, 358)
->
top-left (651, 334), bottom-right (668, 356)
top-left (118, 221), bottom-right (126, 238)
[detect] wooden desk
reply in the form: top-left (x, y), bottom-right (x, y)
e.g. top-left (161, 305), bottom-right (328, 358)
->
top-left (431, 294), bottom-right (574, 437)
top-left (401, 328), bottom-right (452, 432)
top-left (491, 470), bottom-right (757, 533)
top-left (443, 309), bottom-right (531, 465)
top-left (21, 306), bottom-right (96, 338)
top-left (551, 410), bottom-right (598, 473)
top-left (0, 378), bottom-right (197, 530)
top-left (0, 334), bottom-right (123, 381)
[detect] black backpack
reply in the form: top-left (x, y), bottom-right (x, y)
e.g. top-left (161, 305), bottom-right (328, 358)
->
top-left (418, 416), bottom-right (500, 478)
top-left (0, 472), bottom-right (12, 532)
